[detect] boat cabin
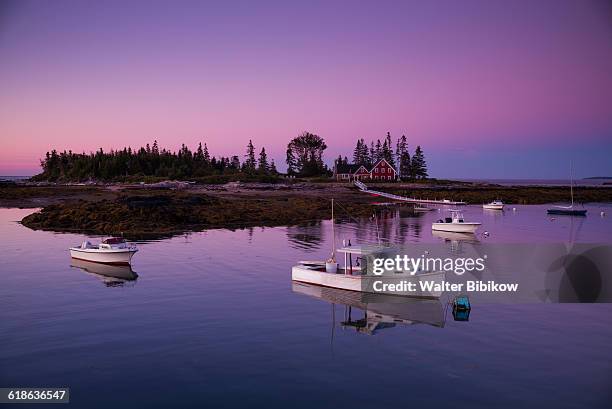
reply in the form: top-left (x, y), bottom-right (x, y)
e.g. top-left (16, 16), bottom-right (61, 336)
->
top-left (438, 210), bottom-right (465, 224)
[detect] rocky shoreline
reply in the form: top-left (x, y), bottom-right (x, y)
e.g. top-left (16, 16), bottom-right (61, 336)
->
top-left (2, 181), bottom-right (611, 239)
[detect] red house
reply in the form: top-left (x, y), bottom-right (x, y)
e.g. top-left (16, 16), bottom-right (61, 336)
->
top-left (333, 159), bottom-right (397, 181)
top-left (369, 159), bottom-right (397, 181)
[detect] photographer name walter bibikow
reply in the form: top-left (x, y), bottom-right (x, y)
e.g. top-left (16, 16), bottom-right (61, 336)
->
top-left (372, 279), bottom-right (519, 294)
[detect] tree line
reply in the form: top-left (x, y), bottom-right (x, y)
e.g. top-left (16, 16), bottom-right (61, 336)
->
top-left (335, 132), bottom-right (428, 179)
top-left (33, 131), bottom-right (428, 181)
top-left (34, 140), bottom-right (279, 181)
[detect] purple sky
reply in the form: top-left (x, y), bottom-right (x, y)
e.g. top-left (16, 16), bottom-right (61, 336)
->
top-left (1, 0), bottom-right (611, 178)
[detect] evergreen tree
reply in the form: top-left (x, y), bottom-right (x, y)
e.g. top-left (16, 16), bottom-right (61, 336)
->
top-left (382, 132), bottom-right (395, 167)
top-left (374, 139), bottom-right (382, 163)
top-left (269, 160), bottom-right (278, 175)
top-left (258, 147), bottom-right (269, 173)
top-left (353, 139), bottom-right (362, 164)
top-left (359, 138), bottom-right (370, 166)
top-left (370, 142), bottom-right (375, 166)
top-left (411, 145), bottom-right (428, 179)
top-left (203, 143), bottom-right (210, 164)
top-left (286, 146), bottom-right (297, 175)
top-left (397, 135), bottom-right (411, 180)
top-left (230, 155), bottom-right (241, 170)
top-left (243, 140), bottom-right (256, 173)
top-left (195, 142), bottom-right (204, 161)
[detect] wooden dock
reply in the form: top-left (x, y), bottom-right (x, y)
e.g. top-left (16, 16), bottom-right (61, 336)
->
top-left (354, 180), bottom-right (467, 206)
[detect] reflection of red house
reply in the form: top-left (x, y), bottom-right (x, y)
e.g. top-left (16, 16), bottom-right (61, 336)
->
top-left (333, 159), bottom-right (397, 181)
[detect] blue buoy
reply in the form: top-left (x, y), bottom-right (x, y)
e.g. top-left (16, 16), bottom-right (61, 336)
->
top-left (452, 295), bottom-right (471, 321)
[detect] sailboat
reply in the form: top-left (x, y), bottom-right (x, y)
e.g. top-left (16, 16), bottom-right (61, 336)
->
top-left (547, 164), bottom-right (587, 216)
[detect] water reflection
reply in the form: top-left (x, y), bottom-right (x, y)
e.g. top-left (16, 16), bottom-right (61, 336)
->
top-left (286, 221), bottom-right (324, 251)
top-left (432, 230), bottom-right (480, 253)
top-left (70, 258), bottom-right (138, 287)
top-left (292, 282), bottom-right (445, 335)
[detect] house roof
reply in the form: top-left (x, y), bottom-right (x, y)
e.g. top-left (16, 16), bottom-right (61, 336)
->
top-left (371, 158), bottom-right (396, 172)
top-left (335, 164), bottom-right (362, 174)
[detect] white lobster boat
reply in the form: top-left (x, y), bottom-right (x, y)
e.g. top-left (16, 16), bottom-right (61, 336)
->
top-left (292, 246), bottom-right (445, 298)
top-left (291, 199), bottom-right (445, 299)
top-left (432, 210), bottom-right (481, 233)
top-left (483, 200), bottom-right (504, 210)
top-left (69, 237), bottom-right (138, 265)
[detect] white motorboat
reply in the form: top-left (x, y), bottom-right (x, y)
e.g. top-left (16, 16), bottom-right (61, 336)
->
top-left (69, 237), bottom-right (138, 265)
top-left (483, 200), bottom-right (504, 210)
top-left (432, 210), bottom-right (481, 233)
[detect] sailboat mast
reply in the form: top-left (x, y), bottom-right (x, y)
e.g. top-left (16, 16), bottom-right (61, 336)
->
top-left (570, 161), bottom-right (574, 206)
top-left (331, 198), bottom-right (336, 259)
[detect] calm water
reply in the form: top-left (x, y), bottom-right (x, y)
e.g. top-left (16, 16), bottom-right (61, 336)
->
top-left (1, 204), bottom-right (612, 408)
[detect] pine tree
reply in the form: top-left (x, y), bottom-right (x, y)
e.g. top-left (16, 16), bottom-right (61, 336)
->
top-left (244, 140), bottom-right (256, 173)
top-left (286, 146), bottom-right (297, 175)
top-left (353, 139), bottom-right (362, 165)
top-left (411, 145), bottom-right (428, 179)
top-left (374, 139), bottom-right (382, 163)
top-left (203, 143), bottom-right (210, 164)
top-left (195, 142), bottom-right (204, 161)
top-left (230, 155), bottom-right (240, 170)
top-left (382, 132), bottom-right (395, 167)
top-left (269, 160), bottom-right (278, 175)
top-left (370, 142), bottom-right (375, 166)
top-left (359, 138), bottom-right (370, 166)
top-left (397, 135), bottom-right (411, 180)
top-left (258, 147), bottom-right (269, 173)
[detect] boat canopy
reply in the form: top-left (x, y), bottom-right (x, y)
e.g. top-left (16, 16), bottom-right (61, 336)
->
top-left (336, 245), bottom-right (389, 255)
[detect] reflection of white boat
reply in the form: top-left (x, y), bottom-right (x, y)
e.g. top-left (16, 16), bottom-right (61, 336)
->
top-left (69, 238), bottom-right (138, 265)
top-left (71, 258), bottom-right (138, 285)
top-left (483, 200), bottom-right (504, 210)
top-left (292, 282), bottom-right (445, 334)
top-left (432, 230), bottom-right (479, 243)
top-left (432, 210), bottom-right (480, 233)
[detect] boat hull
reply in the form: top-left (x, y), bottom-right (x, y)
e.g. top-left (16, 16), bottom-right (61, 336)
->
top-left (483, 204), bottom-right (504, 210)
top-left (547, 209), bottom-right (587, 216)
top-left (291, 266), bottom-right (445, 298)
top-left (69, 248), bottom-right (138, 265)
top-left (431, 222), bottom-right (480, 233)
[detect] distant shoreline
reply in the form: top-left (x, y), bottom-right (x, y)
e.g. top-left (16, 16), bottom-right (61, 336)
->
top-left (4, 175), bottom-right (612, 187)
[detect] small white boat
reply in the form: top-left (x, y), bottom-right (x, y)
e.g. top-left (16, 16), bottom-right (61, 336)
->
top-left (69, 237), bottom-right (138, 265)
top-left (432, 210), bottom-right (481, 233)
top-left (483, 200), bottom-right (504, 210)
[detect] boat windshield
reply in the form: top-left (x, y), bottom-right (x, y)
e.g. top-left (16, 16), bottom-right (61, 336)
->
top-left (102, 237), bottom-right (126, 245)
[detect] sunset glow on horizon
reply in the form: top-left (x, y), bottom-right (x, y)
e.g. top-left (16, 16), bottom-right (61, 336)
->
top-left (1, 0), bottom-right (611, 178)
